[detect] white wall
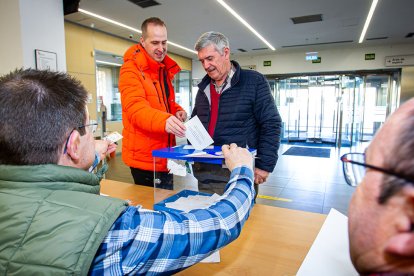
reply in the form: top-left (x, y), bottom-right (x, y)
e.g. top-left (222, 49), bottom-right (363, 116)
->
top-left (19, 0), bottom-right (66, 71)
top-left (192, 42), bottom-right (414, 78)
top-left (236, 43), bottom-right (414, 75)
top-left (0, 0), bottom-right (24, 75)
top-left (191, 42), bottom-right (414, 104)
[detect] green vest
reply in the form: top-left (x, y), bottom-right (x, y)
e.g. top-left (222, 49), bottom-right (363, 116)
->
top-left (0, 164), bottom-right (128, 275)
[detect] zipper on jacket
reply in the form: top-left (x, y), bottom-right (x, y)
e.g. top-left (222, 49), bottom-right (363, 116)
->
top-left (159, 67), bottom-right (170, 113)
top-left (139, 67), bottom-right (145, 80)
top-left (157, 67), bottom-right (172, 148)
top-left (154, 81), bottom-right (162, 104)
top-left (201, 91), bottom-right (211, 124)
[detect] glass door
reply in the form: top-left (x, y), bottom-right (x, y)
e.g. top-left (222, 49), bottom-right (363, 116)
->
top-left (278, 77), bottom-right (309, 142)
top-left (338, 75), bottom-right (364, 148)
top-left (273, 70), bottom-right (401, 148)
top-left (173, 70), bottom-right (192, 114)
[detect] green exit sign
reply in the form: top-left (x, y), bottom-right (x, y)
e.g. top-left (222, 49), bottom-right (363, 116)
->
top-left (365, 53), bottom-right (375, 60)
top-left (312, 57), bottom-right (322, 64)
top-left (263, 60), bottom-right (271, 67)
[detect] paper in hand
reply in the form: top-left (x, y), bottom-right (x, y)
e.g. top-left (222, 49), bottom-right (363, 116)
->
top-left (184, 116), bottom-right (214, 150)
top-left (103, 131), bottom-right (123, 143)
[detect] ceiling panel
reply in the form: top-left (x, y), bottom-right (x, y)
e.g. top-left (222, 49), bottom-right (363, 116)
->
top-left (64, 0), bottom-right (414, 58)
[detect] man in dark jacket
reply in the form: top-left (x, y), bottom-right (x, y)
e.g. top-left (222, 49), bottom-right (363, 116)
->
top-left (191, 31), bottom-right (281, 195)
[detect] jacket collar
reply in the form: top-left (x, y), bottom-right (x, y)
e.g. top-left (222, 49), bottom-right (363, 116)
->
top-left (124, 44), bottom-right (180, 78)
top-left (0, 164), bottom-right (100, 194)
top-left (198, 60), bottom-right (241, 91)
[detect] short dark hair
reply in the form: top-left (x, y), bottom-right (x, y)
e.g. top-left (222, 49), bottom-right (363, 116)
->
top-left (380, 113), bottom-right (414, 203)
top-left (141, 17), bottom-right (166, 39)
top-left (0, 69), bottom-right (88, 165)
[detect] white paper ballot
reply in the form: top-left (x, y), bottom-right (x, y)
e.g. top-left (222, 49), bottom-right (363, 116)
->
top-left (165, 193), bottom-right (222, 263)
top-left (184, 116), bottom-right (214, 150)
top-left (297, 209), bottom-right (358, 276)
top-left (103, 131), bottom-right (123, 143)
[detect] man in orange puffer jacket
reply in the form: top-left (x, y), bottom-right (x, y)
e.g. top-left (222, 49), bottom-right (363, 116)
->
top-left (119, 17), bottom-right (187, 187)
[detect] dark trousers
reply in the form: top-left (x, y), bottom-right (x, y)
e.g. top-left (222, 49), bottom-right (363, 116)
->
top-left (130, 167), bottom-right (173, 190)
top-left (192, 163), bottom-right (259, 200)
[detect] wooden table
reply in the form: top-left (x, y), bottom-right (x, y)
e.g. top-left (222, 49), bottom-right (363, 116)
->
top-left (101, 179), bottom-right (327, 275)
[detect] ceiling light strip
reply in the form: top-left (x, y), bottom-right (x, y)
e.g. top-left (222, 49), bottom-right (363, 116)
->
top-left (358, 0), bottom-right (379, 43)
top-left (78, 8), bottom-right (197, 54)
top-left (79, 8), bottom-right (141, 33)
top-left (217, 0), bottom-right (275, 51)
top-left (96, 60), bottom-right (122, 67)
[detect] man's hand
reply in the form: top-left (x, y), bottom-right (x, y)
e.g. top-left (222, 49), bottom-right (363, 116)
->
top-left (165, 115), bottom-right (186, 137)
top-left (95, 140), bottom-right (117, 161)
top-left (175, 110), bottom-right (187, 122)
top-left (254, 168), bottom-right (269, 184)
top-left (222, 143), bottom-right (253, 171)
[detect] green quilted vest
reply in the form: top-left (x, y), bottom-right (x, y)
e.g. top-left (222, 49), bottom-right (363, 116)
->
top-left (0, 164), bottom-right (128, 275)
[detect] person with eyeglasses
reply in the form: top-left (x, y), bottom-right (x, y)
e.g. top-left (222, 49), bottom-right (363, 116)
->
top-left (0, 69), bottom-right (255, 275)
top-left (340, 98), bottom-right (414, 274)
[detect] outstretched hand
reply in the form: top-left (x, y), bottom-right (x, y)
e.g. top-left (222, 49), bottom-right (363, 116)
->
top-left (165, 115), bottom-right (186, 137)
top-left (95, 140), bottom-right (117, 161)
top-left (222, 143), bottom-right (253, 172)
top-left (175, 110), bottom-right (187, 122)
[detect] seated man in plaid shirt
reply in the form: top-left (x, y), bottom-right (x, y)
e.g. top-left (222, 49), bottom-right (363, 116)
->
top-left (0, 69), bottom-right (255, 275)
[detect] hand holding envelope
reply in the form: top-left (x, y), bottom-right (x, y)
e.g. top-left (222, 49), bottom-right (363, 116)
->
top-left (184, 116), bottom-right (214, 150)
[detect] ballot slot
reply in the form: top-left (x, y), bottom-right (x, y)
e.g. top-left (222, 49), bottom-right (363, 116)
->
top-left (152, 145), bottom-right (256, 213)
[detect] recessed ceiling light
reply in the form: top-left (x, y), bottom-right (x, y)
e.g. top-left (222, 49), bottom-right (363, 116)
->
top-left (359, 0), bottom-right (379, 43)
top-left (216, 0), bottom-right (275, 51)
top-left (78, 8), bottom-right (197, 55)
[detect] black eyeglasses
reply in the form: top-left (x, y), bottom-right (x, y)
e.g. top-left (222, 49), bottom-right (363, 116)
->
top-left (63, 122), bottom-right (98, 154)
top-left (340, 152), bottom-right (414, 187)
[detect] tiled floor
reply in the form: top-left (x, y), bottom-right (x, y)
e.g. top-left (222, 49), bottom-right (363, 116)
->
top-left (105, 143), bottom-right (368, 216)
top-left (255, 143), bottom-right (357, 215)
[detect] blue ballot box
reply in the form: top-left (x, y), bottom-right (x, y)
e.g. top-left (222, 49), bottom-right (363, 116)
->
top-left (152, 145), bottom-right (256, 210)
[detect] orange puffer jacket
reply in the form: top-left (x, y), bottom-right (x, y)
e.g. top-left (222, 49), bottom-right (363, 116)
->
top-left (119, 44), bottom-right (183, 172)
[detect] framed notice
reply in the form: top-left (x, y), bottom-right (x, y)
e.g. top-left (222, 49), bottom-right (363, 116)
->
top-left (35, 49), bottom-right (57, 71)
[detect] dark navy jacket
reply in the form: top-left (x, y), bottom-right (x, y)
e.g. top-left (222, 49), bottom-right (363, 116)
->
top-left (191, 61), bottom-right (282, 172)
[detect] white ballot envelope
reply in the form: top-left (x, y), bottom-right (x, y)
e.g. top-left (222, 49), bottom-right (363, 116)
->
top-left (184, 116), bottom-right (214, 150)
top-left (103, 131), bottom-right (123, 143)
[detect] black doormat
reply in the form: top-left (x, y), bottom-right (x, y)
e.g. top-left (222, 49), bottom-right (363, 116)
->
top-left (282, 147), bottom-right (331, 158)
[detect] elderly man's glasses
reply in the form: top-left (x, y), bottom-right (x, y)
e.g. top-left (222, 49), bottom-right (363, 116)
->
top-left (63, 121), bottom-right (98, 154)
top-left (340, 153), bottom-right (414, 187)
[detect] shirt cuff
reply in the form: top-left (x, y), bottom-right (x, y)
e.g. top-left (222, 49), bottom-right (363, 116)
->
top-left (229, 165), bottom-right (254, 180)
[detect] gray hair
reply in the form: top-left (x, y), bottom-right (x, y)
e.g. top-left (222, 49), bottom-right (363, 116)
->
top-left (194, 31), bottom-right (230, 55)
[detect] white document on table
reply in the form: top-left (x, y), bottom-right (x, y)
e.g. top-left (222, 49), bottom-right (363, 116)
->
top-left (165, 194), bottom-right (222, 263)
top-left (184, 116), bottom-right (213, 150)
top-left (297, 208), bottom-right (358, 276)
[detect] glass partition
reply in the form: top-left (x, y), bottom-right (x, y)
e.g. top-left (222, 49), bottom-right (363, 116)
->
top-left (95, 51), bottom-right (123, 122)
top-left (173, 70), bottom-right (192, 115)
top-left (272, 70), bottom-right (401, 148)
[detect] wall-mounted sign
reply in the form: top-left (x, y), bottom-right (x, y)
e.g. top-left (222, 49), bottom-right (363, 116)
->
top-left (241, 65), bottom-right (256, 70)
top-left (35, 49), bottom-right (57, 71)
top-left (306, 52), bottom-right (318, 61)
top-left (385, 55), bottom-right (414, 66)
top-left (263, 60), bottom-right (271, 67)
top-left (365, 53), bottom-right (375, 60)
top-left (312, 57), bottom-right (322, 64)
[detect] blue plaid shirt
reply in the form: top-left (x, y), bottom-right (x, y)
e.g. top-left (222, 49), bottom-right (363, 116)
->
top-left (90, 166), bottom-right (254, 275)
